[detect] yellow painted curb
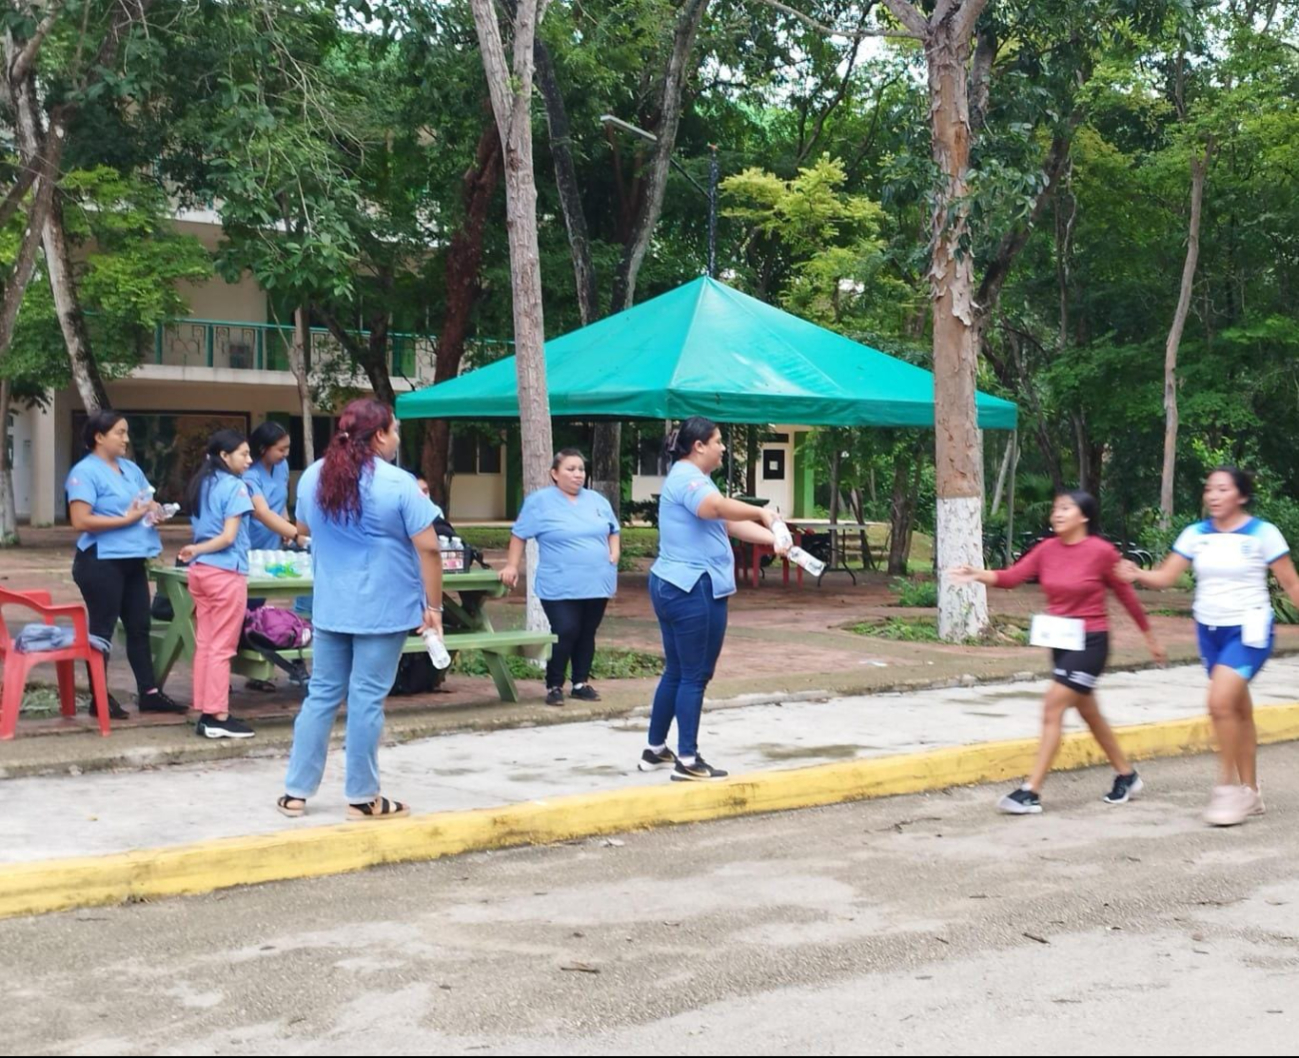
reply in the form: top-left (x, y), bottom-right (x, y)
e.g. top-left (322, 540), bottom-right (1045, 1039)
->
top-left (3, 703), bottom-right (1299, 921)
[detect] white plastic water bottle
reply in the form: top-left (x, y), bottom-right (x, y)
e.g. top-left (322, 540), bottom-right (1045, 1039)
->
top-left (422, 628), bottom-right (451, 670)
top-left (787, 545), bottom-right (826, 577)
top-left (771, 519), bottom-right (794, 552)
top-left (249, 550), bottom-right (266, 577)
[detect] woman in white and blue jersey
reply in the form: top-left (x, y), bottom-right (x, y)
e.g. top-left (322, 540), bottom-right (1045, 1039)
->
top-left (1119, 467), bottom-right (1299, 826)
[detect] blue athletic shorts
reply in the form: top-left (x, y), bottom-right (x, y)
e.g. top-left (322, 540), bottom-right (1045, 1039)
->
top-left (1196, 622), bottom-right (1273, 682)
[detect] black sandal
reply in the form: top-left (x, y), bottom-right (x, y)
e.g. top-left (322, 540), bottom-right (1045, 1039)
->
top-left (346, 796), bottom-right (410, 822)
top-left (276, 794), bottom-right (306, 818)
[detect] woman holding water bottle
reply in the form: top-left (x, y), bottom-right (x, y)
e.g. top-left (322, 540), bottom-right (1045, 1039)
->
top-left (278, 399), bottom-right (443, 821)
top-left (499, 449), bottom-right (620, 706)
top-left (949, 490), bottom-right (1165, 815)
top-left (640, 417), bottom-right (787, 782)
top-left (66, 410), bottom-right (184, 721)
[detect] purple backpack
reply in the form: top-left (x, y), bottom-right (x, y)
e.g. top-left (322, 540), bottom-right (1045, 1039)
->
top-left (243, 607), bottom-right (312, 651)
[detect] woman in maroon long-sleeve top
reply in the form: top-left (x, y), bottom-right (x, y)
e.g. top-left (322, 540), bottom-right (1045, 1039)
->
top-left (950, 491), bottom-right (1166, 815)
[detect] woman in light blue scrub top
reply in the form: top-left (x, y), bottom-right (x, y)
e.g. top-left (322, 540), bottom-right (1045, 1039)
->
top-left (244, 421), bottom-right (303, 552)
top-left (639, 416), bottom-right (785, 783)
top-left (279, 398), bottom-right (444, 822)
top-left (499, 448), bottom-right (620, 706)
top-left (241, 420), bottom-right (306, 691)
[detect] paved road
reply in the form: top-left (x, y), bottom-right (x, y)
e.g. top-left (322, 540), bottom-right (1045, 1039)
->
top-left (9, 657), bottom-right (1299, 860)
top-left (2, 746), bottom-right (1297, 1056)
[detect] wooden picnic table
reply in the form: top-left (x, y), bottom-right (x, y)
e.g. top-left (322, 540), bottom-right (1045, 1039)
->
top-left (148, 566), bottom-right (555, 703)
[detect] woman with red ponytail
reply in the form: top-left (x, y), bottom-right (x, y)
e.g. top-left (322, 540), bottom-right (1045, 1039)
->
top-left (279, 399), bottom-right (445, 821)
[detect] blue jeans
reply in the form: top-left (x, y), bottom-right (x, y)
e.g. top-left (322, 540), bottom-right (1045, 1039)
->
top-left (283, 627), bottom-right (407, 803)
top-left (648, 573), bottom-right (728, 759)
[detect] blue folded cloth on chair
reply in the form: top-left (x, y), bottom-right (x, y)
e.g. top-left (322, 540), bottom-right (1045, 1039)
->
top-left (14, 624), bottom-right (111, 655)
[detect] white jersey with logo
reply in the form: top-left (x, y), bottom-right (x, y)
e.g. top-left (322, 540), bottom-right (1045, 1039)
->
top-left (1172, 517), bottom-right (1289, 627)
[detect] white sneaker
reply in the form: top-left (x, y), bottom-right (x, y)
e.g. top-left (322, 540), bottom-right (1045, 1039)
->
top-left (1204, 784), bottom-right (1251, 827)
top-left (1245, 784), bottom-right (1266, 817)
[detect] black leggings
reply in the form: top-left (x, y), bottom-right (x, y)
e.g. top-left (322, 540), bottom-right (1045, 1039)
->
top-left (539, 597), bottom-right (609, 689)
top-left (71, 545), bottom-right (157, 696)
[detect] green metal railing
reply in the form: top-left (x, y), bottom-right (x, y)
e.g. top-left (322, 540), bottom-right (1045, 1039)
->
top-left (149, 318), bottom-right (424, 376)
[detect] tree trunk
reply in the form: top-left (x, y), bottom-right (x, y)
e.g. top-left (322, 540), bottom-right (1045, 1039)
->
top-left (923, 5), bottom-right (991, 641)
top-left (320, 307), bottom-right (396, 407)
top-left (0, 46), bottom-right (63, 359)
top-left (887, 449), bottom-right (916, 576)
top-left (4, 3), bottom-right (155, 416)
top-left (989, 433), bottom-right (1013, 516)
top-left (745, 426), bottom-right (758, 496)
top-left (43, 195), bottom-right (109, 413)
top-left (291, 305), bottom-right (316, 466)
top-left (0, 132), bottom-right (59, 358)
top-left (592, 0), bottom-right (712, 517)
top-left (421, 122), bottom-right (502, 510)
top-left (532, 35), bottom-right (598, 327)
top-left (1160, 143), bottom-right (1211, 527)
top-left (0, 376), bottom-right (18, 546)
top-left (470, 0), bottom-right (554, 634)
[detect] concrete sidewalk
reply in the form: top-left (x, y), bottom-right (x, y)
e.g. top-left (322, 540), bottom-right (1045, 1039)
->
top-left (6, 656), bottom-right (1299, 866)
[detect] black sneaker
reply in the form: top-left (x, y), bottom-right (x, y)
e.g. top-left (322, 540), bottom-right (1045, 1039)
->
top-left (1103, 771), bottom-right (1144, 805)
top-left (196, 714), bottom-right (255, 739)
top-left (138, 690), bottom-right (187, 714)
top-left (998, 786), bottom-right (1042, 815)
top-left (637, 747), bottom-right (678, 772)
top-left (89, 693), bottom-right (130, 721)
top-left (671, 755), bottom-right (729, 782)
top-left (570, 683), bottom-right (601, 702)
top-left (545, 687), bottom-right (565, 706)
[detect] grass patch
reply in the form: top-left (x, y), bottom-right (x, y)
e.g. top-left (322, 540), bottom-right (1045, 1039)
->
top-left (459, 526), bottom-right (659, 558)
top-left (890, 576), bottom-right (938, 608)
top-left (19, 683), bottom-right (79, 716)
top-left (848, 615), bottom-right (1029, 646)
top-left (1148, 607), bottom-right (1194, 618)
top-left (450, 646), bottom-right (664, 681)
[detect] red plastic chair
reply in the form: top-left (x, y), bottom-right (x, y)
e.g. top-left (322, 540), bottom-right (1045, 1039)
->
top-left (0, 588), bottom-right (110, 740)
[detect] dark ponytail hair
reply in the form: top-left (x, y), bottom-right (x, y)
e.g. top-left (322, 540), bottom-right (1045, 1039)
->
top-left (83, 410), bottom-right (126, 452)
top-left (249, 420), bottom-right (289, 463)
top-left (186, 429), bottom-right (247, 517)
top-left (663, 416), bottom-right (719, 463)
top-left (1209, 465), bottom-right (1255, 507)
top-left (315, 398), bottom-right (393, 521)
top-left (1059, 489), bottom-right (1099, 534)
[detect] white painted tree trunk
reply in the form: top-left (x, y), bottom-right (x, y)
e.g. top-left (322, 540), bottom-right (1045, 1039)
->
top-left (919, 0), bottom-right (992, 641)
top-left (936, 496), bottom-right (988, 641)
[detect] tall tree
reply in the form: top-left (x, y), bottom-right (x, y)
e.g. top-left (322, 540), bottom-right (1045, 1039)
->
top-left (589, 0), bottom-right (712, 515)
top-left (469, 0), bottom-right (554, 630)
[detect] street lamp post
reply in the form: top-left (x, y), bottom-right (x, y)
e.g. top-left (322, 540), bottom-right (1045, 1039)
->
top-left (602, 116), bottom-right (728, 489)
top-left (600, 114), bottom-right (719, 279)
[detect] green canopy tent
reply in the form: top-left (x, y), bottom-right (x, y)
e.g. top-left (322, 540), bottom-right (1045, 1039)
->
top-left (396, 277), bottom-right (1021, 563)
top-left (396, 276), bottom-right (1018, 430)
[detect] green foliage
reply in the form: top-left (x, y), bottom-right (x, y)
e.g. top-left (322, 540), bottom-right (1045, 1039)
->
top-left (450, 647), bottom-right (664, 681)
top-left (890, 576), bottom-right (938, 609)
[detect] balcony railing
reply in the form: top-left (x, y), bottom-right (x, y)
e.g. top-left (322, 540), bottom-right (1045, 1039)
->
top-left (147, 318), bottom-right (428, 377)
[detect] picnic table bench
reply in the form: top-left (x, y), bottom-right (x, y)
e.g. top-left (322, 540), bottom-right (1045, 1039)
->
top-left (147, 566), bottom-right (555, 703)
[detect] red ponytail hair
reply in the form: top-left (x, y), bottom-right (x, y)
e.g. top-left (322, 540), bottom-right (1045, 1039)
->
top-left (315, 398), bottom-right (393, 521)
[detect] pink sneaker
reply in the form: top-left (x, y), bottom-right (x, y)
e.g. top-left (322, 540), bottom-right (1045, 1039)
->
top-left (1204, 785), bottom-right (1251, 827)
